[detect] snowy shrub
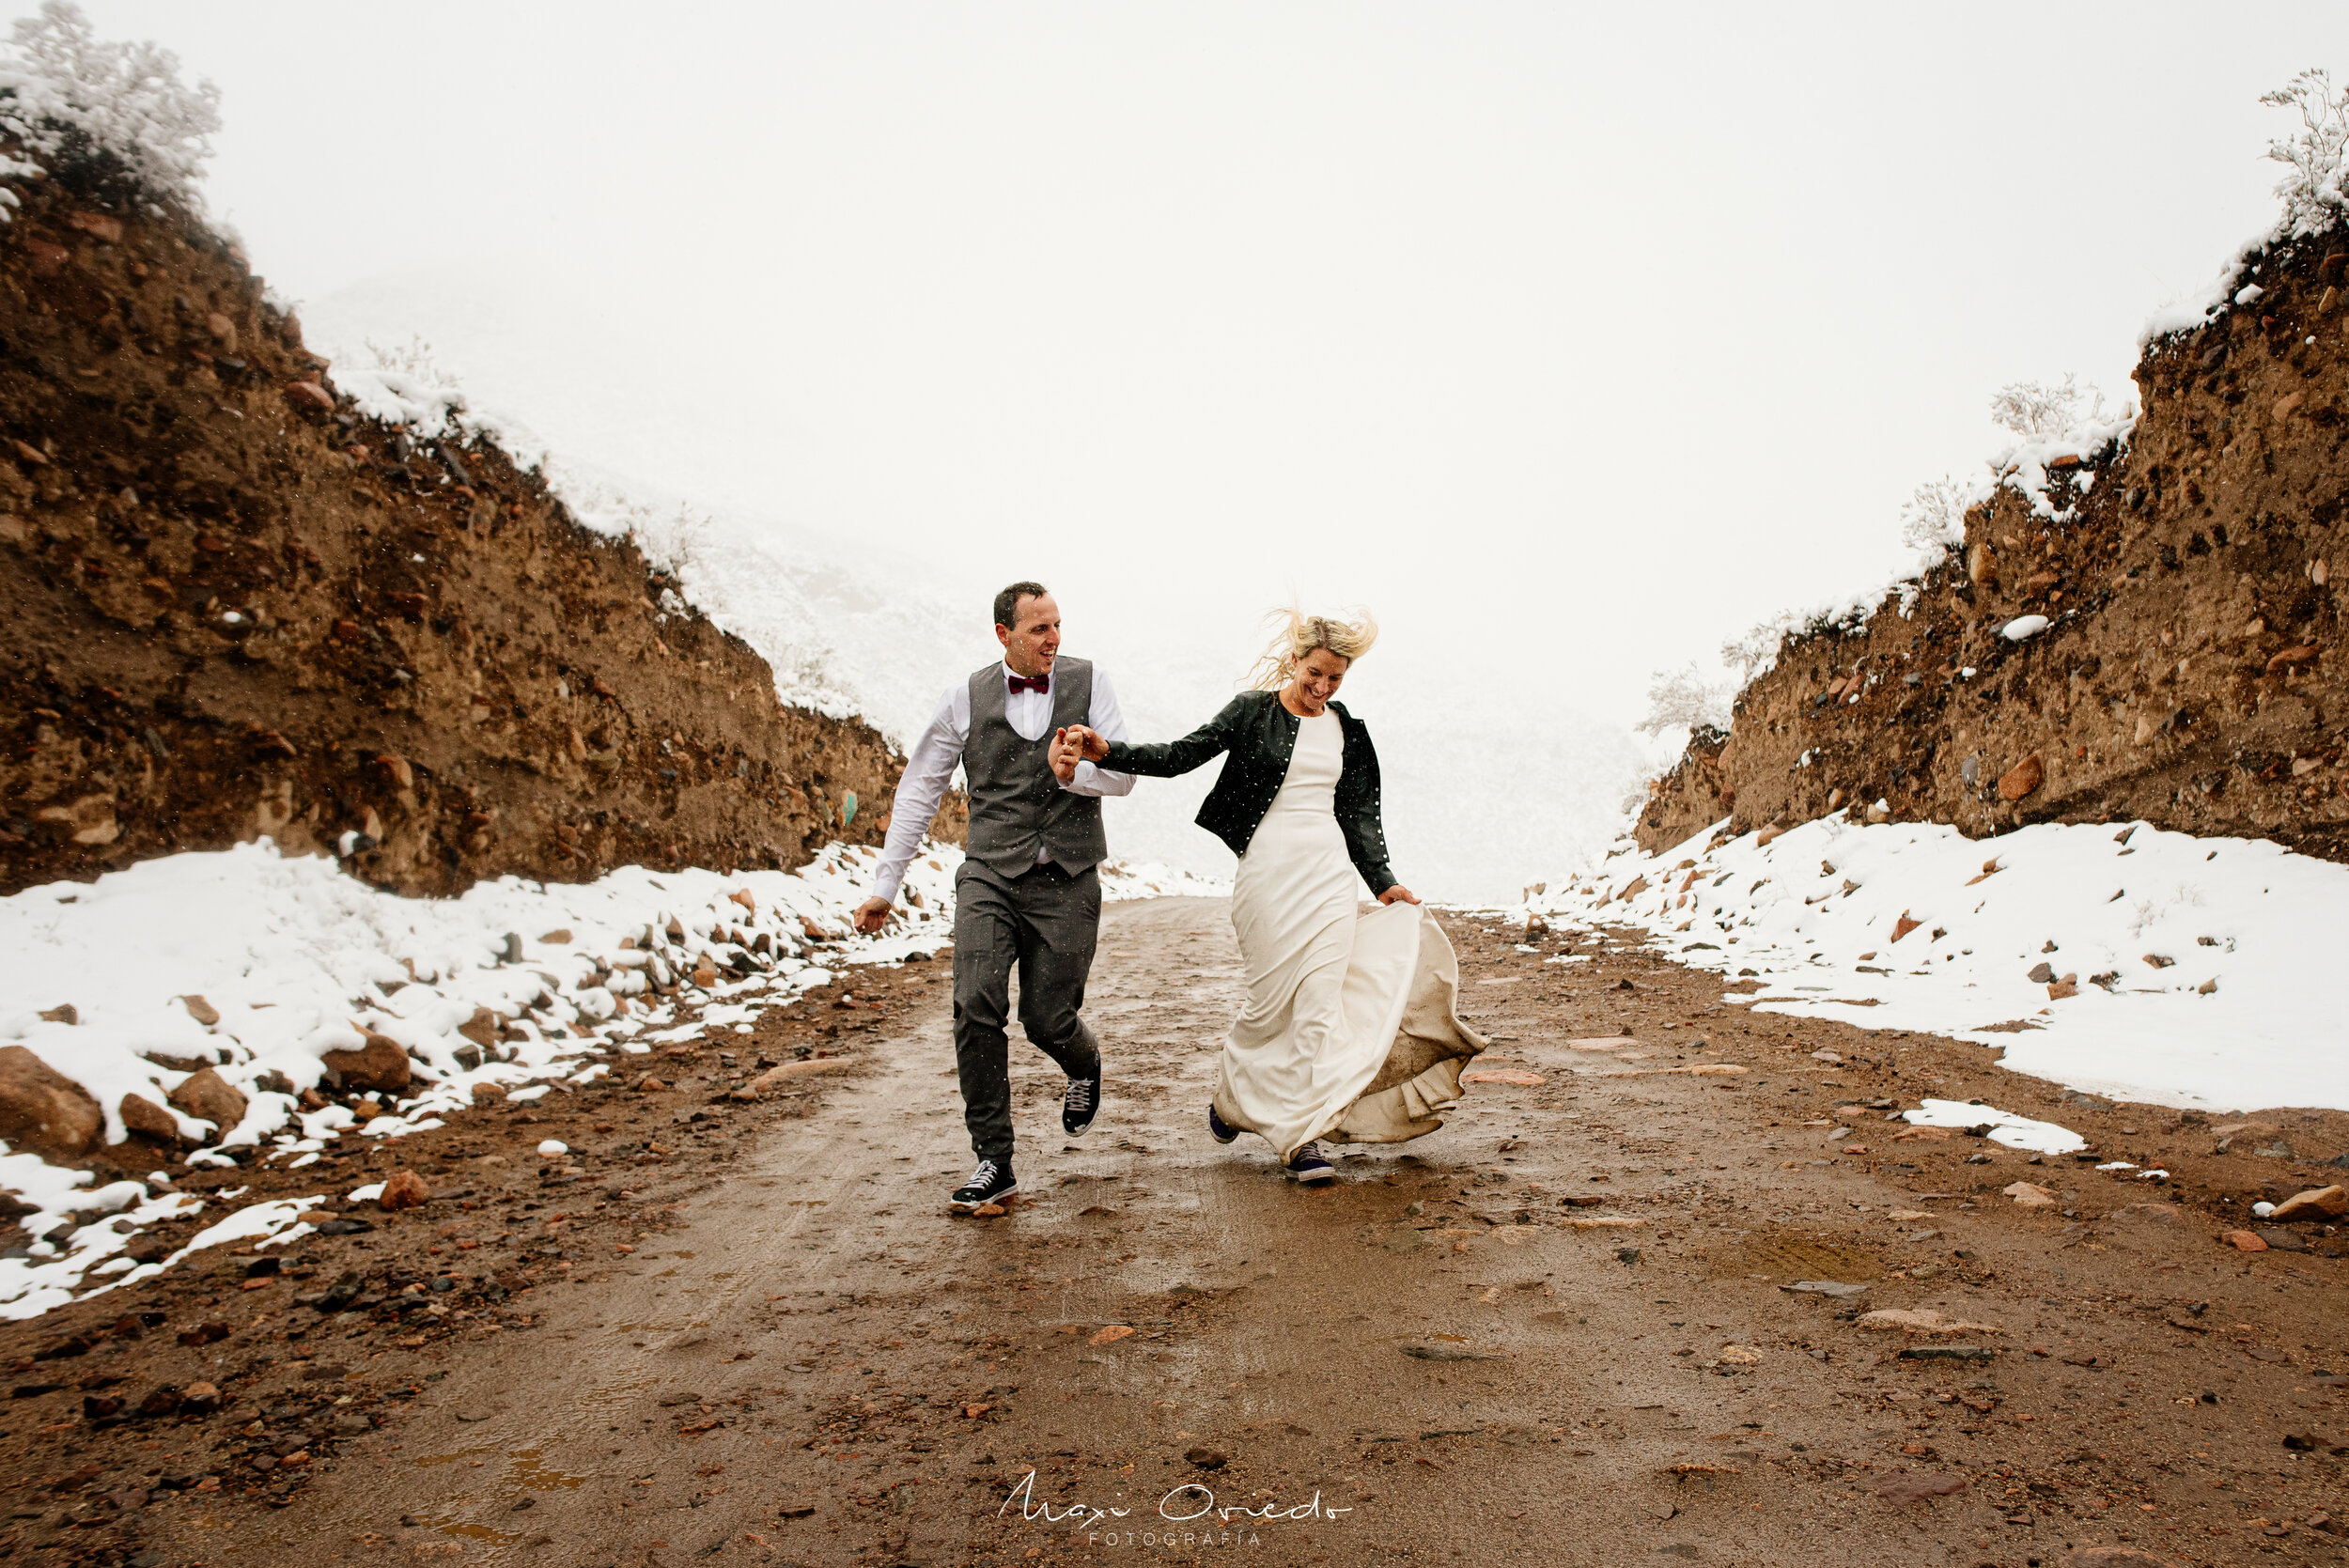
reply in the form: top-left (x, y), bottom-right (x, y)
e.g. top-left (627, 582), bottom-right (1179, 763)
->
top-left (1898, 476), bottom-right (1973, 554)
top-left (1636, 662), bottom-right (1732, 739)
top-left (1985, 374), bottom-right (2133, 525)
top-left (2262, 68), bottom-right (2349, 241)
top-left (1721, 611), bottom-right (1798, 683)
top-left (0, 2), bottom-right (220, 212)
top-left (334, 336), bottom-right (472, 436)
top-left (1987, 373), bottom-right (2108, 442)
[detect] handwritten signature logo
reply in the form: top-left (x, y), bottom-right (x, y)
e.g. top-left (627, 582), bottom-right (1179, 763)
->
top-left (999, 1470), bottom-right (1352, 1530)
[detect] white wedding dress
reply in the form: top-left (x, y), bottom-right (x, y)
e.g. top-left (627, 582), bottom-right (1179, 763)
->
top-left (1213, 710), bottom-right (1487, 1161)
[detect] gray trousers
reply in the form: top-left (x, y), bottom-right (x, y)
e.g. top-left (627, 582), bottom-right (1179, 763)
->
top-left (952, 858), bottom-right (1103, 1167)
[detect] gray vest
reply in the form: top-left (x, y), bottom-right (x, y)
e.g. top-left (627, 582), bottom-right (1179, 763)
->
top-left (963, 658), bottom-right (1109, 880)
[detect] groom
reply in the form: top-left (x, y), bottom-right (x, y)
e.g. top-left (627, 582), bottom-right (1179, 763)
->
top-left (853, 582), bottom-right (1134, 1212)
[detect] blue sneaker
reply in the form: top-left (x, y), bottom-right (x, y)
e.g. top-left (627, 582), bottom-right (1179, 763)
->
top-left (1284, 1141), bottom-right (1335, 1183)
top-left (1207, 1103), bottom-right (1239, 1144)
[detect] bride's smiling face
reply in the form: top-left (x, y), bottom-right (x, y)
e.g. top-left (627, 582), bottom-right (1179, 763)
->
top-left (1286, 647), bottom-right (1350, 715)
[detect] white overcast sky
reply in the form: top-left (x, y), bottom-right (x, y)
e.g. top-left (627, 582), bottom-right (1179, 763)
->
top-left (46, 3), bottom-right (2344, 895)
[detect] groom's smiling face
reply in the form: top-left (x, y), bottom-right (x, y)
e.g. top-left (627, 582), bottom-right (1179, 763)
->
top-left (997, 591), bottom-right (1062, 677)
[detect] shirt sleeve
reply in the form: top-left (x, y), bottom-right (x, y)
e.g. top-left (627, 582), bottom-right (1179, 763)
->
top-left (1061, 666), bottom-right (1136, 798)
top-left (872, 684), bottom-right (966, 905)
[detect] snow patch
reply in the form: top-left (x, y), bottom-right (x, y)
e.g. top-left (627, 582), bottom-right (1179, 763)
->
top-left (1517, 815), bottom-right (2349, 1114)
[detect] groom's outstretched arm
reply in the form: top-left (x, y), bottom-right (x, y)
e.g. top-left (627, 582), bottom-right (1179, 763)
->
top-left (1058, 669), bottom-right (1134, 798)
top-left (857, 685), bottom-right (966, 929)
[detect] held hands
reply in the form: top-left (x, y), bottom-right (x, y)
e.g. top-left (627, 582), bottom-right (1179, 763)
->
top-left (1050, 724), bottom-right (1111, 783)
top-left (852, 895), bottom-right (893, 934)
top-left (1377, 884), bottom-right (1421, 906)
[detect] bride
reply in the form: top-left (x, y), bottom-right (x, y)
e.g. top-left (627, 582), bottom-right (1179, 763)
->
top-left (1051, 609), bottom-right (1486, 1182)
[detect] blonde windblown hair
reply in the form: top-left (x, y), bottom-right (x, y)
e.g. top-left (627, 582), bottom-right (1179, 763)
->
top-left (1245, 606), bottom-right (1380, 691)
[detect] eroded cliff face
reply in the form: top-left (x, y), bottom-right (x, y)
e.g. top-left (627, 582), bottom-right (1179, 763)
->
top-left (0, 175), bottom-right (961, 895)
top-left (1639, 237), bottom-right (2348, 858)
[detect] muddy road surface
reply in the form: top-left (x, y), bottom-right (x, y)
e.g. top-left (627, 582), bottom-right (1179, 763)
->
top-left (16, 897), bottom-right (2349, 1568)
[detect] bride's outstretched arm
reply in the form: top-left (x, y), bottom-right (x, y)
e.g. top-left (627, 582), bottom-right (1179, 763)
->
top-left (1097, 693), bottom-right (1252, 778)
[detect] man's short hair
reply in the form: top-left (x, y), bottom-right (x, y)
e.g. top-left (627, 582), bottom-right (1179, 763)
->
top-left (993, 580), bottom-right (1050, 630)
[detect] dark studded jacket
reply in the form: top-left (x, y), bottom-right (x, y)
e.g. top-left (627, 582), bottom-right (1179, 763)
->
top-left (1102, 690), bottom-right (1396, 894)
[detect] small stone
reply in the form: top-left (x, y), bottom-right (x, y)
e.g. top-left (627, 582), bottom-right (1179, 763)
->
top-left (470, 1082), bottom-right (507, 1104)
top-left (2046, 975), bottom-right (2079, 1000)
top-left (1462, 1068), bottom-right (1545, 1086)
top-left (2269, 1185), bottom-right (2348, 1221)
top-left (179, 994), bottom-right (221, 1027)
top-left (118, 1091), bottom-right (182, 1144)
top-left (2027, 962), bottom-right (2054, 984)
top-left (205, 312), bottom-right (238, 349)
top-left (1088, 1325), bottom-right (1135, 1346)
top-left (1998, 753), bottom-right (2045, 801)
top-left (1185, 1447), bottom-right (1228, 1470)
top-left (377, 1170), bottom-right (430, 1212)
top-left (179, 1382), bottom-right (221, 1413)
top-left (2220, 1230), bottom-right (2269, 1251)
top-left (2255, 1227), bottom-right (2310, 1253)
top-left (540, 928), bottom-right (572, 944)
top-left (634, 1076), bottom-right (666, 1093)
top-left (1891, 913), bottom-right (1923, 942)
top-left (1781, 1281), bottom-right (1868, 1299)
top-left (322, 1032), bottom-right (411, 1095)
top-left (2002, 1181), bottom-right (2058, 1207)
top-left (284, 380), bottom-right (334, 414)
top-left (166, 1068), bottom-right (247, 1138)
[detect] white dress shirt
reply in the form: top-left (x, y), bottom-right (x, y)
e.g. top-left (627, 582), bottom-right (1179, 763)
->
top-left (871, 661), bottom-right (1134, 904)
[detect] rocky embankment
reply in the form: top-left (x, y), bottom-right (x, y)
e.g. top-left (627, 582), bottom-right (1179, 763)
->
top-left (1640, 236), bottom-right (2349, 859)
top-left (0, 173), bottom-right (957, 896)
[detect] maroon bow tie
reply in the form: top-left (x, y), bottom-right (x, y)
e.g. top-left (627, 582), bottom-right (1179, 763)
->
top-left (1007, 673), bottom-right (1050, 695)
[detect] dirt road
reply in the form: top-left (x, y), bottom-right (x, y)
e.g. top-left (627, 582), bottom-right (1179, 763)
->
top-left (16, 897), bottom-right (2349, 1568)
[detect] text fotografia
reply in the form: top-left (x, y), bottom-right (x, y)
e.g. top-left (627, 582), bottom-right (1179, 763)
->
top-left (1000, 1471), bottom-right (1352, 1537)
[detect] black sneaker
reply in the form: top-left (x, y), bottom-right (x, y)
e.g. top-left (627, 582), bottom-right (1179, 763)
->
top-left (1207, 1103), bottom-right (1239, 1144)
top-left (1063, 1061), bottom-right (1102, 1138)
top-left (949, 1159), bottom-right (1018, 1212)
top-left (1284, 1141), bottom-right (1335, 1183)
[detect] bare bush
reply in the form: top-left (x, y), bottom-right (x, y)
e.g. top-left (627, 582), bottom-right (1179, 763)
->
top-left (1899, 476), bottom-right (1971, 554)
top-left (2263, 67), bottom-right (2349, 240)
top-left (1636, 662), bottom-right (1732, 739)
top-left (1988, 373), bottom-right (2109, 442)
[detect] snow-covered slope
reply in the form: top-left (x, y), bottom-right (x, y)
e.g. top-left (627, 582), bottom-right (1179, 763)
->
top-left (1520, 815), bottom-right (2349, 1115)
top-left (0, 838), bottom-right (1212, 1317)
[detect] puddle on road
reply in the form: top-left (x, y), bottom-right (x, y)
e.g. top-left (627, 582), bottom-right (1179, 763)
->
top-left (407, 1445), bottom-right (593, 1560)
